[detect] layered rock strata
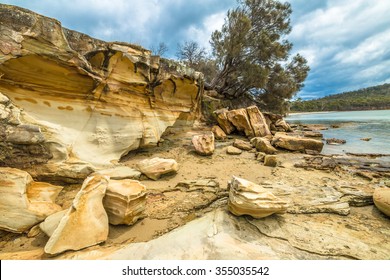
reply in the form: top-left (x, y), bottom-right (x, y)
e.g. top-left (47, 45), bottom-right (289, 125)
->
top-left (44, 175), bottom-right (109, 255)
top-left (103, 179), bottom-right (147, 225)
top-left (0, 4), bottom-right (203, 167)
top-left (0, 92), bottom-right (52, 168)
top-left (272, 133), bottom-right (324, 153)
top-left (0, 167), bottom-right (62, 233)
top-left (228, 176), bottom-right (288, 218)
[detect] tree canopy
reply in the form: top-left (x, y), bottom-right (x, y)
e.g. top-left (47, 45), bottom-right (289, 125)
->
top-left (209, 0), bottom-right (310, 114)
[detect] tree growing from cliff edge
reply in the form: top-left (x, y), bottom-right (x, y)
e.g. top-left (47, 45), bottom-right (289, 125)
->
top-left (176, 41), bottom-right (207, 68)
top-left (150, 42), bottom-right (169, 56)
top-left (209, 0), bottom-right (310, 114)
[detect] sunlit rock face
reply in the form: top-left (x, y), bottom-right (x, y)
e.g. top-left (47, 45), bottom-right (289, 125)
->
top-left (0, 4), bottom-right (202, 166)
top-left (228, 176), bottom-right (288, 218)
top-left (103, 179), bottom-right (147, 226)
top-left (44, 175), bottom-right (109, 255)
top-left (0, 167), bottom-right (63, 233)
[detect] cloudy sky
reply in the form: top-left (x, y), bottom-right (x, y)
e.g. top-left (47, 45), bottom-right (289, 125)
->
top-left (2, 0), bottom-right (390, 99)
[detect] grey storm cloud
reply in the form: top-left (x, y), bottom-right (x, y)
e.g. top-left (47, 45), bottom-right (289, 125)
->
top-left (2, 0), bottom-right (390, 100)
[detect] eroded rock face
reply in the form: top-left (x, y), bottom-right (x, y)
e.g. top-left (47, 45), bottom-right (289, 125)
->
top-left (55, 208), bottom-right (390, 260)
top-left (272, 133), bottom-right (324, 153)
top-left (246, 106), bottom-right (271, 137)
top-left (250, 137), bottom-right (278, 154)
top-left (0, 92), bottom-right (52, 168)
top-left (233, 139), bottom-right (252, 151)
top-left (214, 109), bottom-right (235, 135)
top-left (211, 125), bottom-right (226, 140)
top-left (136, 157), bottom-right (179, 180)
top-left (0, 167), bottom-right (62, 233)
top-left (214, 106), bottom-right (271, 138)
top-left (226, 146), bottom-right (243, 155)
top-left (192, 133), bottom-right (215, 156)
top-left (373, 188), bottom-right (390, 217)
top-left (44, 175), bottom-right (109, 255)
top-left (103, 179), bottom-right (147, 225)
top-left (27, 161), bottom-right (96, 184)
top-left (226, 108), bottom-right (254, 137)
top-left (228, 176), bottom-right (288, 218)
top-left (264, 112), bottom-right (292, 133)
top-left (0, 5), bottom-right (202, 167)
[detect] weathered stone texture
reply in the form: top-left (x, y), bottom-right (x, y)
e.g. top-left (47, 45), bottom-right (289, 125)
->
top-left (228, 176), bottom-right (288, 218)
top-left (103, 179), bottom-right (147, 225)
top-left (192, 133), bottom-right (215, 156)
top-left (0, 4), bottom-right (203, 167)
top-left (44, 175), bottom-right (109, 255)
top-left (136, 157), bottom-right (179, 180)
top-left (0, 167), bottom-right (62, 233)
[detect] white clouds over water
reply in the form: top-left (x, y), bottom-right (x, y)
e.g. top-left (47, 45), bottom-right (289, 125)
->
top-left (2, 0), bottom-right (390, 99)
top-left (289, 0), bottom-right (390, 98)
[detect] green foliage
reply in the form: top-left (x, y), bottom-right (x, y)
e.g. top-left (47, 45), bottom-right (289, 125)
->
top-left (209, 0), bottom-right (310, 114)
top-left (290, 83), bottom-right (390, 112)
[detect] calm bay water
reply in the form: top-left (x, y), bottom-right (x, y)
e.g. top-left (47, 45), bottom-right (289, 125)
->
top-left (286, 110), bottom-right (390, 155)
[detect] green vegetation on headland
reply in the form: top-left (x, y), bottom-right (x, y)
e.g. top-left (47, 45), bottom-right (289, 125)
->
top-left (290, 83), bottom-right (390, 112)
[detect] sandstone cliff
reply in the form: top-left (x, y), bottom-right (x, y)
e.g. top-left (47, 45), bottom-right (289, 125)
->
top-left (0, 4), bottom-right (203, 168)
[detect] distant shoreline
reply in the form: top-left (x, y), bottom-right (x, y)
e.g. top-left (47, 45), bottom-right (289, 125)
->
top-left (287, 111), bottom-right (335, 116)
top-left (287, 108), bottom-right (390, 116)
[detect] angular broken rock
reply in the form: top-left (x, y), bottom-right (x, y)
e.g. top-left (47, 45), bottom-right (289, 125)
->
top-left (228, 176), bottom-right (288, 218)
top-left (272, 133), bottom-right (324, 153)
top-left (103, 179), bottom-right (147, 225)
top-left (136, 157), bottom-right (179, 180)
top-left (226, 108), bottom-right (254, 137)
top-left (214, 108), bottom-right (235, 134)
top-left (211, 125), bottom-right (227, 140)
top-left (275, 119), bottom-right (292, 132)
top-left (192, 133), bottom-right (215, 156)
top-left (373, 188), bottom-right (390, 217)
top-left (246, 106), bottom-right (271, 137)
top-left (0, 167), bottom-right (62, 233)
top-left (233, 139), bottom-right (253, 151)
top-left (44, 175), bottom-right (109, 255)
top-left (226, 146), bottom-right (243, 155)
top-left (250, 137), bottom-right (278, 154)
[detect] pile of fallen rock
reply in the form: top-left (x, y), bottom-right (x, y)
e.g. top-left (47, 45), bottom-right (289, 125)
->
top-left (0, 154), bottom-right (293, 256)
top-left (191, 106), bottom-right (325, 166)
top-left (0, 157), bottom-right (179, 255)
